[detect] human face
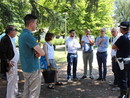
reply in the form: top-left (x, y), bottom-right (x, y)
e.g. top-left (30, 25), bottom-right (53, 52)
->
top-left (30, 19), bottom-right (38, 31)
top-left (111, 29), bottom-right (118, 38)
top-left (100, 30), bottom-right (105, 36)
top-left (85, 29), bottom-right (91, 35)
top-left (10, 30), bottom-right (17, 38)
top-left (120, 27), bottom-right (124, 34)
top-left (70, 31), bottom-right (75, 38)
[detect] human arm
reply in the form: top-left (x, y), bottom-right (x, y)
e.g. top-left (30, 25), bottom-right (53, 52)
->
top-left (43, 43), bottom-right (50, 66)
top-left (0, 37), bottom-right (14, 67)
top-left (95, 37), bottom-right (100, 47)
top-left (34, 45), bottom-right (45, 57)
top-left (100, 37), bottom-right (109, 48)
top-left (112, 44), bottom-right (119, 50)
top-left (113, 36), bottom-right (124, 50)
top-left (66, 39), bottom-right (80, 51)
top-left (26, 34), bottom-right (45, 57)
top-left (87, 35), bottom-right (95, 45)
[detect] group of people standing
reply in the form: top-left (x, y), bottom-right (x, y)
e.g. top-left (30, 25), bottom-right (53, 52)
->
top-left (0, 13), bottom-right (130, 98)
top-left (65, 22), bottom-right (130, 98)
top-left (66, 28), bottom-right (109, 82)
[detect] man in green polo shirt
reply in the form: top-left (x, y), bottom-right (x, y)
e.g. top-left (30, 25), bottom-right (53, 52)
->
top-left (19, 14), bottom-right (45, 98)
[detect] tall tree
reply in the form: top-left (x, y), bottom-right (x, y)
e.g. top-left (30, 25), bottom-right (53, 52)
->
top-left (114, 0), bottom-right (130, 23)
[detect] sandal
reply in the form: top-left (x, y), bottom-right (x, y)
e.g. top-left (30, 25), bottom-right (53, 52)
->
top-left (47, 84), bottom-right (55, 89)
top-left (55, 82), bottom-right (63, 86)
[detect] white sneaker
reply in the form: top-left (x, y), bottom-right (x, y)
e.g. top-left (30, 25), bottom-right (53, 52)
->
top-left (67, 78), bottom-right (72, 82)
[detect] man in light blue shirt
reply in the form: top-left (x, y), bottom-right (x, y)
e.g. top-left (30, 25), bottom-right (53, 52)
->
top-left (95, 28), bottom-right (109, 81)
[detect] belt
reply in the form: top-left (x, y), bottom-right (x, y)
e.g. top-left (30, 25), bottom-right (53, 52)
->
top-left (97, 51), bottom-right (107, 54)
top-left (68, 53), bottom-right (77, 55)
top-left (112, 56), bottom-right (116, 58)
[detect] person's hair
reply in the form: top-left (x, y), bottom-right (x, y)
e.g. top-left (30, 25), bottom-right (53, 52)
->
top-left (24, 14), bottom-right (37, 26)
top-left (100, 28), bottom-right (106, 32)
top-left (69, 30), bottom-right (75, 33)
top-left (5, 25), bottom-right (16, 34)
top-left (45, 32), bottom-right (54, 41)
top-left (111, 27), bottom-right (118, 32)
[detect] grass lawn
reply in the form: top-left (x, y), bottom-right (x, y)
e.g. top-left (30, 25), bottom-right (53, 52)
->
top-left (54, 46), bottom-right (67, 66)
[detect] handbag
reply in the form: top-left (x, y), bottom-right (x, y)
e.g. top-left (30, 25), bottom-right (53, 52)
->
top-left (40, 56), bottom-right (48, 69)
top-left (42, 67), bottom-right (56, 83)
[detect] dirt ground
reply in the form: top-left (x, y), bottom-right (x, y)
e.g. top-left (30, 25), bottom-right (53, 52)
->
top-left (0, 47), bottom-right (120, 98)
top-left (0, 63), bottom-right (119, 98)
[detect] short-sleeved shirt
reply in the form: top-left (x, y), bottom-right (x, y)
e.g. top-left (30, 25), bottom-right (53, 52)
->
top-left (81, 35), bottom-right (94, 50)
top-left (81, 35), bottom-right (94, 43)
top-left (115, 32), bottom-right (130, 58)
top-left (19, 29), bottom-right (39, 73)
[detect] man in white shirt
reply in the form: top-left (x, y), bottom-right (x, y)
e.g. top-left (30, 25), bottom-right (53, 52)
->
top-left (111, 27), bottom-right (120, 91)
top-left (0, 25), bottom-right (19, 98)
top-left (81, 29), bottom-right (95, 79)
top-left (66, 30), bottom-right (80, 82)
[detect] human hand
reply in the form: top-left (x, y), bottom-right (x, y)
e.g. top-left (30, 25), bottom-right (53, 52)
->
top-left (35, 51), bottom-right (40, 58)
top-left (100, 38), bottom-right (105, 42)
top-left (8, 61), bottom-right (14, 67)
top-left (47, 63), bottom-right (50, 66)
top-left (86, 34), bottom-right (89, 37)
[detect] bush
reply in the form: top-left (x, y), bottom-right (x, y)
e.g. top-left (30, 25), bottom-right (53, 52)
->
top-left (40, 38), bottom-right (65, 45)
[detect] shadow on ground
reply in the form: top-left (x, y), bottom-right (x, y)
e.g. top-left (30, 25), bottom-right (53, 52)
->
top-left (0, 46), bottom-right (119, 98)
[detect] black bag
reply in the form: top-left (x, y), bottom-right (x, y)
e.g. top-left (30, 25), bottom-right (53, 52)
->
top-left (42, 67), bottom-right (56, 83)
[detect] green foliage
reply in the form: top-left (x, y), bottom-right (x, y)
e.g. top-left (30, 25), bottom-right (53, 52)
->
top-left (52, 38), bottom-right (65, 45)
top-left (40, 38), bottom-right (65, 45)
top-left (0, 0), bottom-right (114, 39)
top-left (114, 0), bottom-right (130, 23)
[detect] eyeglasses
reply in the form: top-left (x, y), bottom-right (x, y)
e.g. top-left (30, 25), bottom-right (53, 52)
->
top-left (111, 31), bottom-right (116, 33)
top-left (100, 31), bottom-right (104, 32)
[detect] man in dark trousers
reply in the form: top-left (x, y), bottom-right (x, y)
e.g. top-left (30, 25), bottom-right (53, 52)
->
top-left (113, 22), bottom-right (130, 98)
top-left (0, 25), bottom-right (19, 98)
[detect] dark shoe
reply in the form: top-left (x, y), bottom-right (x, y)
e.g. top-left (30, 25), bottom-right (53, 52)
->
top-left (55, 82), bottom-right (63, 86)
top-left (81, 76), bottom-right (87, 79)
top-left (96, 78), bottom-right (102, 81)
top-left (73, 77), bottom-right (79, 81)
top-left (109, 83), bottom-right (118, 87)
top-left (102, 79), bottom-right (106, 81)
top-left (89, 76), bottom-right (94, 80)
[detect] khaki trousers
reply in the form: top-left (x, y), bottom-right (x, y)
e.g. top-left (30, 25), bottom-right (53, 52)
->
top-left (83, 52), bottom-right (93, 76)
top-left (23, 70), bottom-right (41, 98)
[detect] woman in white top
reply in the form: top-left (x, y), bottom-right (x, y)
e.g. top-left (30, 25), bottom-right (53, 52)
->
top-left (43, 33), bottom-right (62, 89)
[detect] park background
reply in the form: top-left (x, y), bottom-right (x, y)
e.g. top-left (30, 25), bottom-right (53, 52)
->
top-left (0, 0), bottom-right (130, 98)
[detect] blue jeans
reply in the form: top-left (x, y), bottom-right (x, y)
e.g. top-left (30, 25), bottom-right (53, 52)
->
top-left (67, 53), bottom-right (78, 79)
top-left (96, 52), bottom-right (107, 79)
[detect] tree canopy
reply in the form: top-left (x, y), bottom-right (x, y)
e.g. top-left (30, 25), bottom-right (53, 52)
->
top-left (0, 0), bottom-right (114, 38)
top-left (114, 0), bottom-right (130, 24)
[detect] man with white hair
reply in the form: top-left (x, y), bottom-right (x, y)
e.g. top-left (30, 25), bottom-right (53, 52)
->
top-left (95, 28), bottom-right (109, 81)
top-left (111, 27), bottom-right (120, 91)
